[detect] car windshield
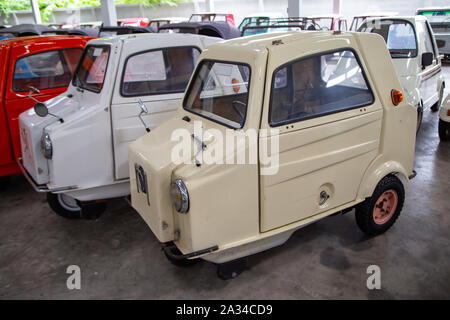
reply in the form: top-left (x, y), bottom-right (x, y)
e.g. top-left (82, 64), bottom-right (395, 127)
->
top-left (417, 10), bottom-right (450, 30)
top-left (73, 45), bottom-right (110, 93)
top-left (359, 19), bottom-right (417, 58)
top-left (184, 60), bottom-right (251, 129)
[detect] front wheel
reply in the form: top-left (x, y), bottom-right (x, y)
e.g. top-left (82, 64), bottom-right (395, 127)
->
top-left (355, 175), bottom-right (405, 236)
top-left (416, 106), bottom-right (423, 134)
top-left (439, 119), bottom-right (450, 141)
top-left (47, 193), bottom-right (82, 219)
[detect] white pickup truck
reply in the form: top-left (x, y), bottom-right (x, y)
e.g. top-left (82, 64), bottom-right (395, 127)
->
top-left (359, 16), bottom-right (445, 131)
top-left (19, 33), bottom-right (220, 219)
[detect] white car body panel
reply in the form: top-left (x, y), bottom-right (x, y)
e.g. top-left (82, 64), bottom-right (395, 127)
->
top-left (19, 33), bottom-right (220, 201)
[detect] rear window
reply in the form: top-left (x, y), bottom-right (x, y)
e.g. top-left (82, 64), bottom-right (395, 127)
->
top-left (12, 48), bottom-right (83, 92)
top-left (121, 47), bottom-right (200, 96)
top-left (269, 50), bottom-right (374, 126)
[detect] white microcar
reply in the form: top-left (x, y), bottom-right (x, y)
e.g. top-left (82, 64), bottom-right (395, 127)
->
top-left (18, 33), bottom-right (220, 219)
top-left (359, 16), bottom-right (445, 131)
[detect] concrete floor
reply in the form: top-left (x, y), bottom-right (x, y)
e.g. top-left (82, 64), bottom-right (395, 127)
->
top-left (0, 67), bottom-right (449, 300)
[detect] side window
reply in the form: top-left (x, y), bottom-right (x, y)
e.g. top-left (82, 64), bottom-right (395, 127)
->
top-left (12, 49), bottom-right (79, 92)
top-left (121, 47), bottom-right (200, 96)
top-left (269, 50), bottom-right (374, 126)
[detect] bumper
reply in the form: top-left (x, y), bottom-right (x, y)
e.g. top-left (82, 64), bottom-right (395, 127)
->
top-left (17, 157), bottom-right (77, 193)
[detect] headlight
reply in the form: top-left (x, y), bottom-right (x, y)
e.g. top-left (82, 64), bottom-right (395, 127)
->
top-left (40, 133), bottom-right (52, 159)
top-left (170, 179), bottom-right (189, 213)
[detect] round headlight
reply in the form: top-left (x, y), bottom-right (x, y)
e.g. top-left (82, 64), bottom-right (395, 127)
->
top-left (170, 179), bottom-right (189, 213)
top-left (40, 133), bottom-right (53, 159)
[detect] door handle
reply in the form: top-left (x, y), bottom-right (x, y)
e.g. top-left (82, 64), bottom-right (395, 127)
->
top-left (319, 190), bottom-right (330, 206)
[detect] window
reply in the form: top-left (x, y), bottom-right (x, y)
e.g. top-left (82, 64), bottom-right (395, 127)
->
top-left (269, 50), bottom-right (374, 126)
top-left (73, 45), bottom-right (110, 93)
top-left (12, 48), bottom-right (82, 92)
top-left (359, 19), bottom-right (417, 58)
top-left (121, 47), bottom-right (200, 96)
top-left (184, 60), bottom-right (251, 129)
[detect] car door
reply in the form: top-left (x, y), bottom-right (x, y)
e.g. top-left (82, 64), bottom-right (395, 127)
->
top-left (111, 43), bottom-right (201, 180)
top-left (4, 47), bottom-right (83, 162)
top-left (416, 20), bottom-right (440, 108)
top-left (259, 47), bottom-right (383, 232)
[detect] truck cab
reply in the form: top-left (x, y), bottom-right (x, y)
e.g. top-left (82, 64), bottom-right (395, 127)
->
top-left (359, 16), bottom-right (445, 131)
top-left (0, 36), bottom-right (92, 178)
top-left (129, 31), bottom-right (417, 279)
top-left (19, 33), bottom-right (220, 219)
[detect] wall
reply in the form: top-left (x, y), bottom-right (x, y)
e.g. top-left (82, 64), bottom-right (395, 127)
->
top-left (1, 0), bottom-right (449, 26)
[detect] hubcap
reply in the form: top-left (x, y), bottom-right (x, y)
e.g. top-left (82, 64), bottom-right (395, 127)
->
top-left (57, 194), bottom-right (80, 212)
top-left (373, 190), bottom-right (398, 225)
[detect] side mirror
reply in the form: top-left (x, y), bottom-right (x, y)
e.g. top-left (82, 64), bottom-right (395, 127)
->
top-left (422, 52), bottom-right (433, 69)
top-left (34, 102), bottom-right (49, 117)
top-left (436, 39), bottom-right (445, 49)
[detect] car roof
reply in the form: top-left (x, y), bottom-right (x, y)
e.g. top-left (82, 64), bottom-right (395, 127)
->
top-left (87, 32), bottom-right (216, 46)
top-left (0, 35), bottom-right (92, 48)
top-left (204, 30), bottom-right (377, 57)
top-left (367, 16), bottom-right (427, 23)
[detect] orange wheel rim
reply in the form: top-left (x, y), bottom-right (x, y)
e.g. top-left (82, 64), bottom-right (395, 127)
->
top-left (373, 189), bottom-right (398, 225)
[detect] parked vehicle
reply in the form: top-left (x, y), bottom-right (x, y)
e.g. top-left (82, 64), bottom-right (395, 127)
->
top-left (439, 94), bottom-right (450, 140)
top-left (19, 33), bottom-right (220, 219)
top-left (189, 13), bottom-right (235, 26)
top-left (241, 17), bottom-right (322, 37)
top-left (0, 35), bottom-right (92, 178)
top-left (416, 7), bottom-right (450, 60)
top-left (129, 31), bottom-right (417, 279)
top-left (149, 17), bottom-right (188, 30)
top-left (359, 16), bottom-right (445, 131)
top-left (118, 18), bottom-right (150, 27)
top-left (238, 13), bottom-right (284, 32)
top-left (158, 22), bottom-right (241, 39)
top-left (349, 12), bottom-right (398, 30)
top-left (308, 14), bottom-right (348, 30)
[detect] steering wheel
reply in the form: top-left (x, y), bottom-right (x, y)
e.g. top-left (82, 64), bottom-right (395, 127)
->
top-left (232, 100), bottom-right (247, 119)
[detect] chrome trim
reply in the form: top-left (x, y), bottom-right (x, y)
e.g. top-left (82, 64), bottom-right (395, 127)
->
top-left (16, 158), bottom-right (78, 193)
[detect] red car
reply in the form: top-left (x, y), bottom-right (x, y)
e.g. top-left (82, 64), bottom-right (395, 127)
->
top-left (118, 18), bottom-right (150, 27)
top-left (0, 35), bottom-right (93, 179)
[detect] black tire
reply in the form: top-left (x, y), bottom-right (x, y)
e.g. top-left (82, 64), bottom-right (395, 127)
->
top-left (355, 175), bottom-right (405, 236)
top-left (47, 192), bottom-right (82, 219)
top-left (416, 105), bottom-right (423, 134)
top-left (439, 119), bottom-right (450, 141)
top-left (163, 246), bottom-right (199, 267)
top-left (0, 176), bottom-right (9, 191)
top-left (431, 85), bottom-right (444, 112)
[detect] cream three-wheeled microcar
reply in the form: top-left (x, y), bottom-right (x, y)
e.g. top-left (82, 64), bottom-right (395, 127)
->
top-left (129, 31), bottom-right (417, 279)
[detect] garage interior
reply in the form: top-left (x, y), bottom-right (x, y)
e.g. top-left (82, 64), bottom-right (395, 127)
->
top-left (0, 0), bottom-right (449, 300)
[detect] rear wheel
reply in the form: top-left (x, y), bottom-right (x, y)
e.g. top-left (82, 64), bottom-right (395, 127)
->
top-left (47, 193), bottom-right (82, 219)
top-left (431, 85), bottom-right (444, 112)
top-left (355, 175), bottom-right (404, 236)
top-left (439, 119), bottom-right (450, 141)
